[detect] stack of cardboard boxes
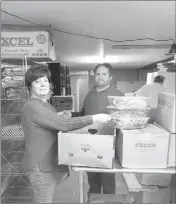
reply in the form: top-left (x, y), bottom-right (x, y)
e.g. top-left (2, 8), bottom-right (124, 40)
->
top-left (139, 92), bottom-right (176, 204)
top-left (115, 124), bottom-right (173, 203)
top-left (156, 93), bottom-right (175, 168)
top-left (155, 92), bottom-right (176, 203)
top-left (115, 92), bottom-right (175, 203)
top-left (134, 173), bottom-right (173, 203)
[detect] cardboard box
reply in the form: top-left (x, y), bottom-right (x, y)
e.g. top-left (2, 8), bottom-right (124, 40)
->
top-left (171, 175), bottom-right (176, 203)
top-left (58, 122), bottom-right (115, 168)
top-left (136, 173), bottom-right (172, 186)
top-left (156, 93), bottom-right (176, 133)
top-left (116, 124), bottom-right (170, 168)
top-left (136, 186), bottom-right (172, 204)
top-left (167, 133), bottom-right (176, 167)
top-left (171, 185), bottom-right (176, 203)
top-left (88, 194), bottom-right (134, 203)
top-left (154, 123), bottom-right (176, 167)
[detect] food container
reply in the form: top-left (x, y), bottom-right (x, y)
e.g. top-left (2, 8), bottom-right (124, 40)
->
top-left (5, 87), bottom-right (28, 99)
top-left (110, 117), bottom-right (150, 130)
top-left (108, 96), bottom-right (150, 109)
top-left (107, 106), bottom-right (150, 118)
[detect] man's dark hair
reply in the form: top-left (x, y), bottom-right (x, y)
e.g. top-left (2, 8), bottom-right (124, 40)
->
top-left (93, 63), bottom-right (113, 75)
top-left (25, 65), bottom-right (51, 90)
top-left (153, 75), bottom-right (165, 83)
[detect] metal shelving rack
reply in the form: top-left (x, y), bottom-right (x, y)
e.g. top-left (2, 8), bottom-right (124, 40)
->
top-left (1, 54), bottom-right (33, 203)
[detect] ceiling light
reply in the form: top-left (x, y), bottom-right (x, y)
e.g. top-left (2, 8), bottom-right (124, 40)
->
top-left (113, 44), bottom-right (171, 49)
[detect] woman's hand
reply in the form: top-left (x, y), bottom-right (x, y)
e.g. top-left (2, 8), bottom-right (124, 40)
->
top-left (92, 114), bottom-right (111, 123)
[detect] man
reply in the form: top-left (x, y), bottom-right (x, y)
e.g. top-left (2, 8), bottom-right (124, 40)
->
top-left (135, 75), bottom-right (165, 108)
top-left (135, 75), bottom-right (165, 123)
top-left (83, 63), bottom-right (124, 196)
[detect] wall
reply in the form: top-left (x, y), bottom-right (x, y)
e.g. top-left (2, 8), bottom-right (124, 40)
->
top-left (89, 69), bottom-right (139, 89)
top-left (113, 68), bottom-right (155, 84)
top-left (70, 68), bottom-right (155, 111)
top-left (112, 69), bottom-right (138, 82)
top-left (89, 69), bottom-right (151, 90)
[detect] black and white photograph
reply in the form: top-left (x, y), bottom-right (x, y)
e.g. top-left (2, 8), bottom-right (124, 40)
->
top-left (1, 1), bottom-right (176, 203)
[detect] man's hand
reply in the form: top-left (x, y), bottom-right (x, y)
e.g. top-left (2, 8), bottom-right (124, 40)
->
top-left (62, 110), bottom-right (72, 119)
top-left (92, 114), bottom-right (111, 123)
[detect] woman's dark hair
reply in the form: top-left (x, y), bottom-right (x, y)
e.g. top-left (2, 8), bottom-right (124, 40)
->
top-left (153, 75), bottom-right (165, 83)
top-left (25, 65), bottom-right (51, 90)
top-left (93, 63), bottom-right (113, 75)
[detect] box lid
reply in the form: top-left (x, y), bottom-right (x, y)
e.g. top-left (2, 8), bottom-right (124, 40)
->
top-left (159, 92), bottom-right (176, 97)
top-left (121, 124), bottom-right (169, 135)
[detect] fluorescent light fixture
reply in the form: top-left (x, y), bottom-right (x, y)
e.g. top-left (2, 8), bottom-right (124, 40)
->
top-left (113, 44), bottom-right (171, 49)
top-left (67, 55), bottom-right (104, 64)
top-left (104, 55), bottom-right (119, 63)
top-left (67, 54), bottom-right (137, 64)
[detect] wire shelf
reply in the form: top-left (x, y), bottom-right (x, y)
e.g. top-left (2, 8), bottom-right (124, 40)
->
top-left (1, 124), bottom-right (24, 140)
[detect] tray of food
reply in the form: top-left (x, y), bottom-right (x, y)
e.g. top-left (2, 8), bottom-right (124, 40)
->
top-left (110, 117), bottom-right (150, 130)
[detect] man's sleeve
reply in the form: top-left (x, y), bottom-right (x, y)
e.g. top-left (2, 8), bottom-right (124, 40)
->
top-left (114, 88), bottom-right (125, 96)
top-left (23, 100), bottom-right (93, 132)
top-left (135, 85), bottom-right (147, 96)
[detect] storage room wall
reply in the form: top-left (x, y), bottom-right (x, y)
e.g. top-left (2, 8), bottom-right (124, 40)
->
top-left (89, 68), bottom-right (153, 92)
top-left (70, 67), bottom-right (154, 111)
top-left (89, 69), bottom-right (133, 89)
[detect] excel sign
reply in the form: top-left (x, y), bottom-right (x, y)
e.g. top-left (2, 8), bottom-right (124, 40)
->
top-left (1, 31), bottom-right (50, 58)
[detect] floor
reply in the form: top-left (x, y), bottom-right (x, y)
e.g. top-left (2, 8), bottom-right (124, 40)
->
top-left (1, 169), bottom-right (136, 203)
top-left (2, 170), bottom-right (175, 203)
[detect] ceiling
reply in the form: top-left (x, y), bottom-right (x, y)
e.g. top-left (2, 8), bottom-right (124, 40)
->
top-left (1, 1), bottom-right (176, 70)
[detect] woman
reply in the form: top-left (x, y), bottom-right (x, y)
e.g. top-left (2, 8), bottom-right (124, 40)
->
top-left (21, 65), bottom-right (110, 203)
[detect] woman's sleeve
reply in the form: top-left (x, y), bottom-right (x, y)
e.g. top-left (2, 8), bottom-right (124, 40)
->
top-left (23, 100), bottom-right (93, 132)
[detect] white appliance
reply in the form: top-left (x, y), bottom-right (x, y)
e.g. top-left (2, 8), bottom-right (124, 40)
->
top-left (146, 72), bottom-right (157, 84)
top-left (70, 71), bottom-right (89, 112)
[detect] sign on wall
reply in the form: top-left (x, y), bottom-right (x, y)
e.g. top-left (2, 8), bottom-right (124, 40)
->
top-left (1, 31), bottom-right (55, 60)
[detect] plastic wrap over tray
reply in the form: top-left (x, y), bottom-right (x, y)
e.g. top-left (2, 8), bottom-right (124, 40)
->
top-left (107, 106), bottom-right (150, 118)
top-left (108, 96), bottom-right (150, 109)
